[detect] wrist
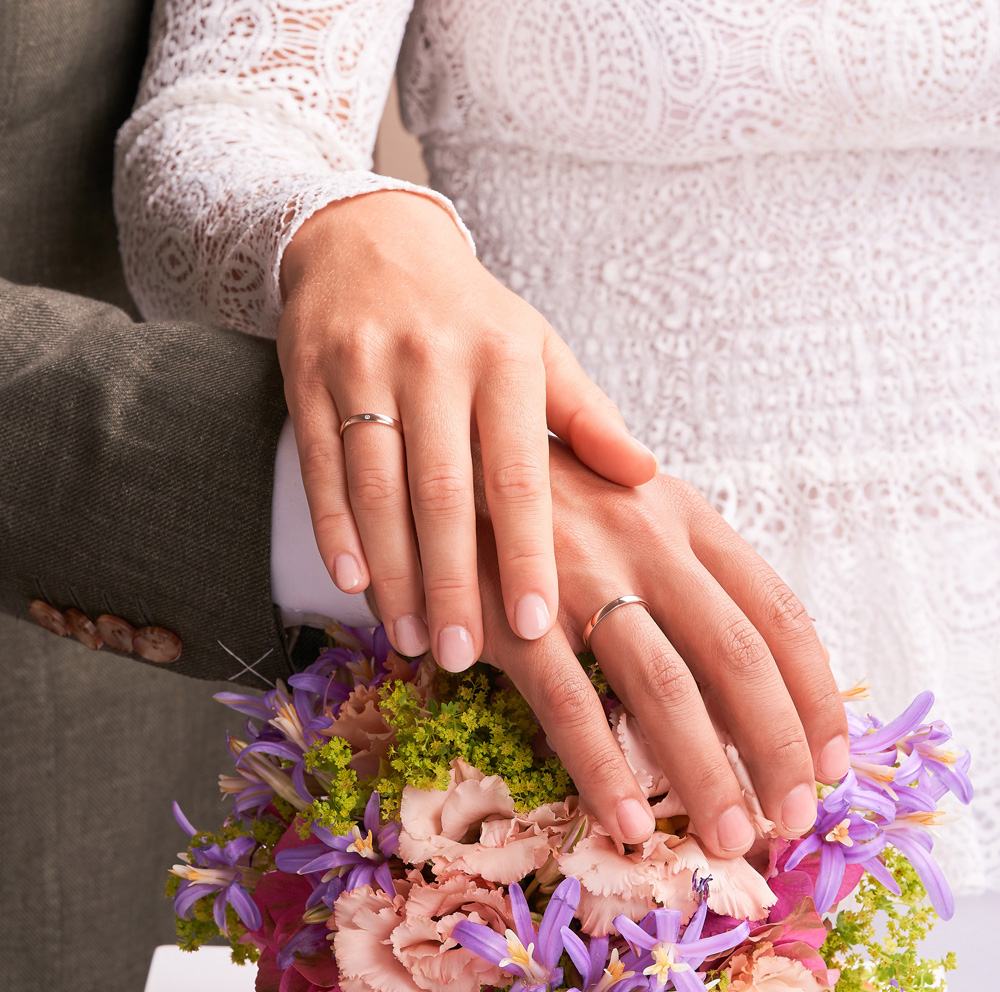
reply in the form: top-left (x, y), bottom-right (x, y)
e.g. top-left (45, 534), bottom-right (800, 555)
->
top-left (280, 189), bottom-right (470, 302)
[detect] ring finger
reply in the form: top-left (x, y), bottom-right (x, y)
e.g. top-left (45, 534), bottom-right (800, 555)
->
top-left (647, 556), bottom-right (818, 841)
top-left (336, 392), bottom-right (430, 657)
top-left (587, 602), bottom-right (756, 859)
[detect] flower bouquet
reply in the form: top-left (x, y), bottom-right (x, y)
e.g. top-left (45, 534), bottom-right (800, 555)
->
top-left (168, 625), bottom-right (972, 991)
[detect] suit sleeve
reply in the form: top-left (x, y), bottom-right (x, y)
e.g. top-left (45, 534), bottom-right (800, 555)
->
top-left (0, 278), bottom-right (296, 685)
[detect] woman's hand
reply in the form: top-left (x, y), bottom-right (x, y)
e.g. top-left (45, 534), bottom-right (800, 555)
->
top-left (278, 190), bottom-right (657, 666)
top-left (472, 440), bottom-right (850, 859)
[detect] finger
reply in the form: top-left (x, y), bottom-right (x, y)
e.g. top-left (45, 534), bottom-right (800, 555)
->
top-left (543, 331), bottom-right (658, 487)
top-left (490, 622), bottom-right (656, 845)
top-left (400, 382), bottom-right (483, 673)
top-left (336, 393), bottom-right (430, 659)
top-left (288, 386), bottom-right (370, 595)
top-left (475, 354), bottom-right (558, 642)
top-left (590, 604), bottom-right (756, 859)
top-left (688, 512), bottom-right (850, 785)
top-left (648, 554), bottom-right (819, 840)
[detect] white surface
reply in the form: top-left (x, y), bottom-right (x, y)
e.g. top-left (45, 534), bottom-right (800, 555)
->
top-left (143, 894), bottom-right (998, 990)
top-left (143, 945), bottom-right (256, 992)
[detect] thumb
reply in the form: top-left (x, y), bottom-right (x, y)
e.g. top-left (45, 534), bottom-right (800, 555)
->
top-left (543, 330), bottom-right (658, 486)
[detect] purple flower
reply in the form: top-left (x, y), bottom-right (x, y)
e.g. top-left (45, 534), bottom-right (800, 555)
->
top-left (274, 792), bottom-right (400, 896)
top-left (614, 901), bottom-right (750, 992)
top-left (560, 929), bottom-right (647, 992)
top-left (169, 803), bottom-right (262, 935)
top-left (452, 876), bottom-right (580, 991)
top-left (784, 773), bottom-right (900, 913)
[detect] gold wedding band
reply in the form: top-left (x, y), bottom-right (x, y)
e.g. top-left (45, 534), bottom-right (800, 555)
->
top-left (583, 595), bottom-right (651, 647)
top-left (339, 413), bottom-right (404, 438)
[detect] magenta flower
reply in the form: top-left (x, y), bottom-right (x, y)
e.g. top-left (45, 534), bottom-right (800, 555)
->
top-left (614, 900), bottom-right (751, 992)
top-left (169, 802), bottom-right (262, 935)
top-left (452, 876), bottom-right (580, 992)
top-left (275, 792), bottom-right (400, 896)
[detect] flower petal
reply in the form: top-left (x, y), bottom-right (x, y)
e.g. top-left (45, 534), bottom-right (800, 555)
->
top-left (451, 920), bottom-right (511, 969)
top-left (228, 882), bottom-right (263, 932)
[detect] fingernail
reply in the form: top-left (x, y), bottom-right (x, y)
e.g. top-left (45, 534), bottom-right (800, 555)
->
top-left (818, 736), bottom-right (851, 782)
top-left (616, 798), bottom-right (655, 842)
top-left (782, 783), bottom-right (819, 835)
top-left (630, 435), bottom-right (659, 469)
top-left (437, 625), bottom-right (476, 672)
top-left (393, 615), bottom-right (430, 657)
top-left (333, 553), bottom-right (362, 591)
top-left (514, 593), bottom-right (551, 640)
top-left (717, 805), bottom-right (754, 852)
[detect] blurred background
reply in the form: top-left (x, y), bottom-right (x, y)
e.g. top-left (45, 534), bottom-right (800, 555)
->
top-left (373, 75), bottom-right (429, 186)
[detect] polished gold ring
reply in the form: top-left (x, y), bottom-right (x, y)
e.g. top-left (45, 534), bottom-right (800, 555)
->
top-left (339, 413), bottom-right (404, 438)
top-left (583, 595), bottom-right (651, 647)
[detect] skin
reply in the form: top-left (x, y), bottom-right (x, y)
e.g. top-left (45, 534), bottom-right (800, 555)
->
top-left (279, 189), bottom-right (658, 670)
top-left (470, 440), bottom-right (850, 858)
top-left (279, 189), bottom-right (851, 859)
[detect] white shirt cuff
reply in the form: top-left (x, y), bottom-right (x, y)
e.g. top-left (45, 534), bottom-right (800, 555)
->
top-left (270, 416), bottom-right (379, 629)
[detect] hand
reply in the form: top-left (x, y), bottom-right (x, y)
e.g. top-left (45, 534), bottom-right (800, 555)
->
top-left (472, 440), bottom-right (850, 858)
top-left (278, 190), bottom-right (657, 666)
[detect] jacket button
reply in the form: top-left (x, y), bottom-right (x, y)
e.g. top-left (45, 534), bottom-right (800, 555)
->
top-left (96, 614), bottom-right (136, 653)
top-left (64, 608), bottom-right (104, 650)
top-left (29, 600), bottom-right (69, 637)
top-left (133, 626), bottom-right (182, 664)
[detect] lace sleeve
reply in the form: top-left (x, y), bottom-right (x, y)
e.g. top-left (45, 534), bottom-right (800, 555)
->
top-left (113, 0), bottom-right (476, 338)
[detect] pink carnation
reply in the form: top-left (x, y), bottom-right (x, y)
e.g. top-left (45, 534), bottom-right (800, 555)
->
top-left (398, 759), bottom-right (573, 884)
top-left (725, 941), bottom-right (835, 991)
top-left (558, 815), bottom-right (775, 936)
top-left (333, 875), bottom-right (512, 992)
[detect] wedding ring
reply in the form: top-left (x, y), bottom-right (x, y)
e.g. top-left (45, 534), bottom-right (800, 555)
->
top-left (583, 595), bottom-right (651, 647)
top-left (339, 413), bottom-right (404, 438)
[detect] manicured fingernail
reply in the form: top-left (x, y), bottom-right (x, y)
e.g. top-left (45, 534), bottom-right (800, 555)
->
top-left (616, 798), bottom-right (655, 841)
top-left (514, 593), bottom-right (551, 640)
top-left (818, 736), bottom-right (851, 782)
top-left (333, 553), bottom-right (362, 591)
top-left (393, 615), bottom-right (430, 657)
top-left (437, 625), bottom-right (476, 672)
top-left (782, 784), bottom-right (819, 835)
top-left (717, 805), bottom-right (754, 852)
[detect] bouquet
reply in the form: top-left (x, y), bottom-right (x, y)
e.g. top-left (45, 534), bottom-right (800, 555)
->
top-left (167, 625), bottom-right (972, 992)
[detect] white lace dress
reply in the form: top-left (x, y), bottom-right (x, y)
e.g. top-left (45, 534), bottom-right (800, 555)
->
top-left (114, 0), bottom-right (1000, 897)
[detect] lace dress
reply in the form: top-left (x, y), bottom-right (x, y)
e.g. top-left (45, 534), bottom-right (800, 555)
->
top-left (114, 0), bottom-right (1000, 896)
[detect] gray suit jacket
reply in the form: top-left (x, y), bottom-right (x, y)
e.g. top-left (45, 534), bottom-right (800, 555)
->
top-left (0, 2), bottom-right (305, 988)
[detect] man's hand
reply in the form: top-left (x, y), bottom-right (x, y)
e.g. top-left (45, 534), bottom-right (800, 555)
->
top-left (470, 440), bottom-right (849, 858)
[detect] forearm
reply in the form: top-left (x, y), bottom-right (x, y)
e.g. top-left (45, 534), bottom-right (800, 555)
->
top-left (0, 279), bottom-right (293, 684)
top-left (113, 0), bottom-right (474, 338)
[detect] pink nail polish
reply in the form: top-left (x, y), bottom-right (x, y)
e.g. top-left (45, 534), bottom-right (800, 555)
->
top-left (616, 798), bottom-right (654, 841)
top-left (717, 805), bottom-right (754, 852)
top-left (393, 615), bottom-right (430, 657)
top-left (437, 625), bottom-right (476, 672)
top-left (333, 553), bottom-right (362, 591)
top-left (514, 594), bottom-right (550, 640)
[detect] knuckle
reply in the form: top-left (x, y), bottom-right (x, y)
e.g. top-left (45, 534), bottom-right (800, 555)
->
top-left (349, 465), bottom-right (403, 510)
top-left (311, 508), bottom-right (354, 539)
top-left (371, 567), bottom-right (418, 605)
top-left (689, 761), bottom-right (736, 805)
top-left (411, 465), bottom-right (470, 515)
top-left (639, 648), bottom-right (694, 708)
top-left (578, 748), bottom-right (630, 788)
top-left (765, 580), bottom-right (814, 640)
top-left (714, 613), bottom-right (771, 678)
top-left (543, 671), bottom-right (598, 722)
top-left (498, 539), bottom-right (550, 571)
top-left (764, 729), bottom-right (812, 770)
top-left (486, 456), bottom-right (548, 506)
top-left (299, 440), bottom-right (339, 482)
top-left (423, 572), bottom-right (474, 601)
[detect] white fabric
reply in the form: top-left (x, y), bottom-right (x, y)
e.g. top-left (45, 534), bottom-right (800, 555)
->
top-left (271, 416), bottom-right (379, 628)
top-left (115, 0), bottom-right (1000, 896)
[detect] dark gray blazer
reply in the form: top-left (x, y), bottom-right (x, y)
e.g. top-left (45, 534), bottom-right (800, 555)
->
top-left (0, 2), bottom-right (303, 988)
